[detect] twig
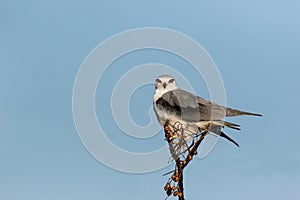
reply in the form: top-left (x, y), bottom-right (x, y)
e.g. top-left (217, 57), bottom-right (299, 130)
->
top-left (163, 121), bottom-right (209, 200)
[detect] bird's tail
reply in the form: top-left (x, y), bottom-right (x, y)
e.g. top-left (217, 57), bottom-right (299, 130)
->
top-left (208, 123), bottom-right (240, 147)
top-left (226, 107), bottom-right (262, 117)
top-left (220, 131), bottom-right (239, 147)
top-left (212, 120), bottom-right (241, 130)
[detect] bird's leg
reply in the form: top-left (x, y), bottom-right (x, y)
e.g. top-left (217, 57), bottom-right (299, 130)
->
top-left (205, 122), bottom-right (213, 132)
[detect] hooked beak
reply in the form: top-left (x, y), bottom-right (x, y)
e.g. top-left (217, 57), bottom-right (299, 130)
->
top-left (163, 83), bottom-right (167, 88)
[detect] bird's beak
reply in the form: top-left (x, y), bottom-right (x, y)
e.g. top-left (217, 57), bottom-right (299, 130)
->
top-left (163, 83), bottom-right (167, 88)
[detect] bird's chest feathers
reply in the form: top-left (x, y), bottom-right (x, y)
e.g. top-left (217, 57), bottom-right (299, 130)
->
top-left (154, 90), bottom-right (176, 122)
top-left (154, 100), bottom-right (181, 124)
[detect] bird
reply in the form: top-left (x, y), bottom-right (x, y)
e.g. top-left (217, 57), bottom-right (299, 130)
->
top-left (153, 75), bottom-right (262, 147)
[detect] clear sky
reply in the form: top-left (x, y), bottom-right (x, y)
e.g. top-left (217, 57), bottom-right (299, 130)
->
top-left (1, 0), bottom-right (300, 200)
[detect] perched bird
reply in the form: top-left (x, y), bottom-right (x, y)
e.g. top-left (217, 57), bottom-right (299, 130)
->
top-left (153, 75), bottom-right (262, 147)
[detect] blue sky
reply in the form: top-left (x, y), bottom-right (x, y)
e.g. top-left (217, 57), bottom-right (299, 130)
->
top-left (1, 0), bottom-right (300, 200)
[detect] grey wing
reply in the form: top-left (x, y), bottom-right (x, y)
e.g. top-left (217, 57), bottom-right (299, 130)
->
top-left (157, 89), bottom-right (261, 123)
top-left (157, 89), bottom-right (226, 122)
top-left (196, 93), bottom-right (262, 118)
top-left (195, 95), bottom-right (227, 120)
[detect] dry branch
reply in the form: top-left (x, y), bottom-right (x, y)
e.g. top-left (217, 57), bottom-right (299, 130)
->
top-left (163, 121), bottom-right (209, 200)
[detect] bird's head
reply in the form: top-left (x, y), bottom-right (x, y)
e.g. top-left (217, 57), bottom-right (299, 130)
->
top-left (155, 75), bottom-right (178, 92)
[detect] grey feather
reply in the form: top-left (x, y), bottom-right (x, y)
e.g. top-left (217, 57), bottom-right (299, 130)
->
top-left (157, 89), bottom-right (262, 121)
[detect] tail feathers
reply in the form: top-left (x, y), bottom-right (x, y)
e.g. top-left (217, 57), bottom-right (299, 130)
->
top-left (226, 107), bottom-right (262, 117)
top-left (223, 121), bottom-right (241, 130)
top-left (220, 131), bottom-right (239, 147)
top-left (208, 122), bottom-right (240, 147)
top-left (213, 120), bottom-right (241, 130)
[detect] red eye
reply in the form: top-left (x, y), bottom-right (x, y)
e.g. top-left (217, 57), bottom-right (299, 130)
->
top-left (156, 79), bottom-right (162, 84)
top-left (168, 79), bottom-right (175, 83)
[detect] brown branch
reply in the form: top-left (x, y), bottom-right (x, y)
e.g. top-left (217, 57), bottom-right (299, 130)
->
top-left (176, 160), bottom-right (184, 200)
top-left (163, 121), bottom-right (209, 200)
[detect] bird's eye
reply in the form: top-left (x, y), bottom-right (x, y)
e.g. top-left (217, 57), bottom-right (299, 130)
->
top-left (168, 79), bottom-right (175, 83)
top-left (156, 79), bottom-right (162, 84)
